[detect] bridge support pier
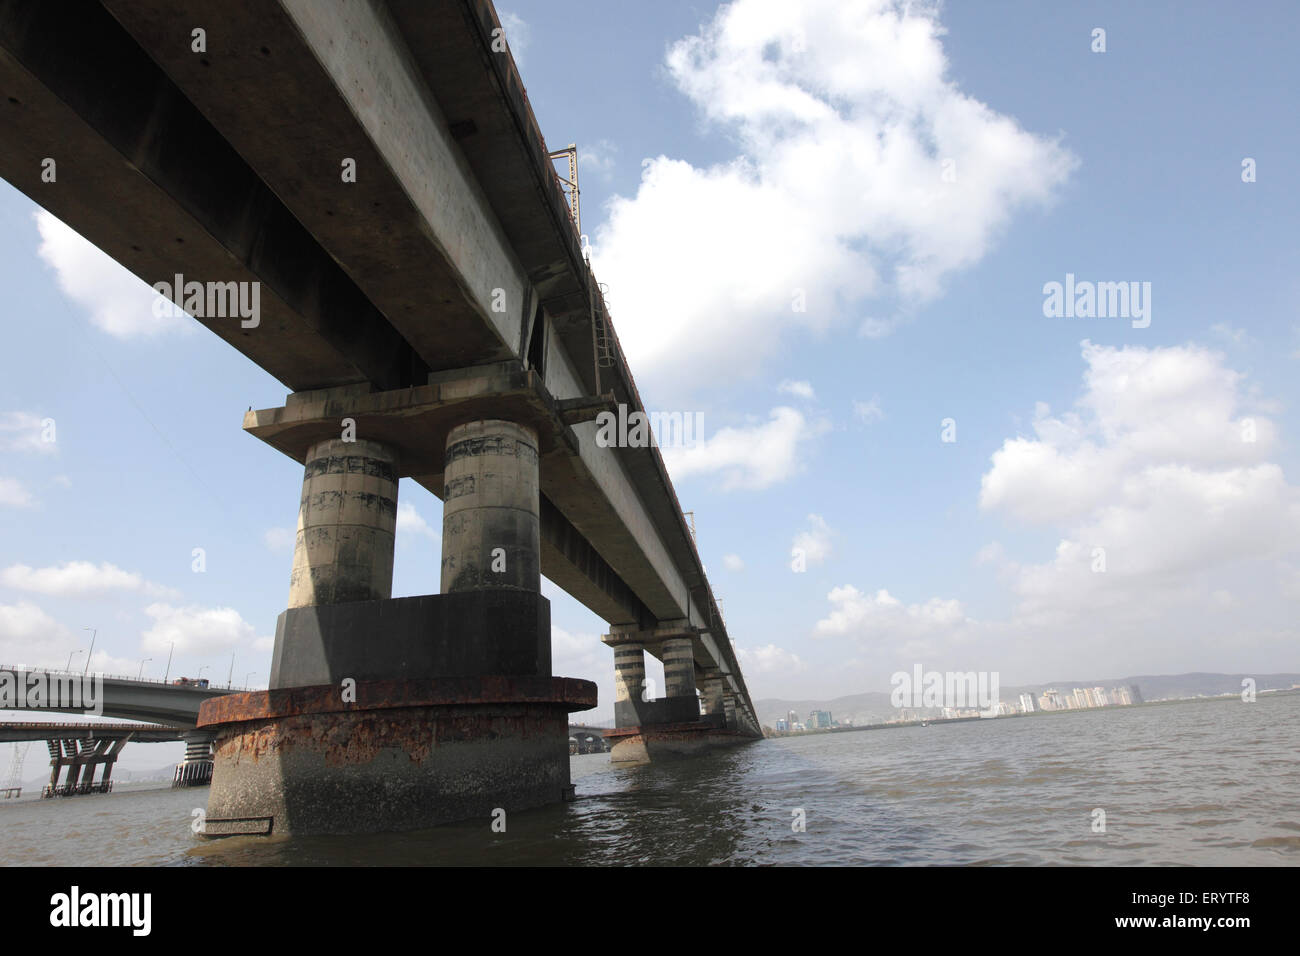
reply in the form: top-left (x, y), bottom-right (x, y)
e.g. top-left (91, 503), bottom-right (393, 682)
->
top-left (41, 736), bottom-right (124, 797)
top-left (201, 407), bottom-right (594, 836)
top-left (602, 623), bottom-right (758, 763)
top-left (172, 731), bottom-right (215, 788)
top-left (700, 673), bottom-right (726, 719)
top-left (287, 437), bottom-right (399, 607)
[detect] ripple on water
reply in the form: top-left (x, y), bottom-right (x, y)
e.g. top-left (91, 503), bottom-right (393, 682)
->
top-left (4, 694), bottom-right (1297, 866)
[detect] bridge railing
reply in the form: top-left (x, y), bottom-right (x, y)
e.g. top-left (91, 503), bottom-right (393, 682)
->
top-left (0, 664), bottom-right (254, 693)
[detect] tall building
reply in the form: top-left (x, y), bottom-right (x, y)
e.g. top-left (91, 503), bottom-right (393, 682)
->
top-left (787, 710), bottom-right (798, 730)
top-left (1019, 693), bottom-right (1036, 713)
top-left (1092, 687), bottom-right (1109, 707)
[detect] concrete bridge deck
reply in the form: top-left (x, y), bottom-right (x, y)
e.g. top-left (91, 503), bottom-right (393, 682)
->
top-left (0, 721), bottom-right (184, 743)
top-left (0, 666), bottom-right (241, 726)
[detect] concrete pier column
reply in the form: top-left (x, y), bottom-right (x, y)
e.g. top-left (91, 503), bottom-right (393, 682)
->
top-left (46, 741), bottom-right (63, 791)
top-left (205, 400), bottom-right (593, 836)
top-left (441, 420), bottom-right (540, 593)
top-left (613, 643), bottom-right (646, 716)
top-left (723, 693), bottom-right (737, 730)
top-left (700, 675), bottom-right (725, 717)
top-left (661, 636), bottom-right (697, 699)
top-left (289, 438), bottom-right (399, 607)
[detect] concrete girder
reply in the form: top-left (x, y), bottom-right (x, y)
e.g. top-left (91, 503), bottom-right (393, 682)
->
top-left (0, 0), bottom-right (421, 391)
top-left (100, 0), bottom-right (526, 374)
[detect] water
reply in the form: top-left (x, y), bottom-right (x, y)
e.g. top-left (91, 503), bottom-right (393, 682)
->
top-left (3, 693), bottom-right (1297, 866)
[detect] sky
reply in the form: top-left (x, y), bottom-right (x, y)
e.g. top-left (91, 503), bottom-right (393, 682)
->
top-left (2, 0), bottom-right (1299, 773)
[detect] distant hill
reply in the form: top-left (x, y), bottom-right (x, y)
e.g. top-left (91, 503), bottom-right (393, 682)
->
top-left (755, 672), bottom-right (1300, 727)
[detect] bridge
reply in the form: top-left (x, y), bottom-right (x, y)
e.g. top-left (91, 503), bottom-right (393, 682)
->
top-left (0, 721), bottom-right (202, 796)
top-left (568, 725), bottom-right (611, 755)
top-left (0, 670), bottom-right (233, 790)
top-left (0, 0), bottom-right (762, 835)
top-left (0, 668), bottom-right (233, 726)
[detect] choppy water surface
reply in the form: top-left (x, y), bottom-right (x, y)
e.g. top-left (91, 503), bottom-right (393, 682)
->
top-left (2, 693), bottom-right (1297, 866)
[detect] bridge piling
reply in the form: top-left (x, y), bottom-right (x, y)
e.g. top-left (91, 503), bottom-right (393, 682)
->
top-left (200, 402), bottom-right (595, 836)
top-left (602, 623), bottom-right (760, 763)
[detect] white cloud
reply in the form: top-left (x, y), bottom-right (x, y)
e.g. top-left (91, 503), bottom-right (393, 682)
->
top-left (140, 603), bottom-right (267, 656)
top-left (722, 553), bottom-right (745, 571)
top-left (0, 412), bottom-right (56, 454)
top-left (661, 406), bottom-right (827, 490)
top-left (792, 513), bottom-right (833, 566)
top-left (263, 527), bottom-right (295, 552)
top-left (396, 501), bottom-right (440, 541)
top-left (0, 477), bottom-right (34, 508)
top-left (739, 642), bottom-right (806, 675)
top-left (0, 561), bottom-right (180, 600)
top-left (972, 339), bottom-right (1300, 670)
top-left (34, 210), bottom-right (189, 338)
top-left (853, 397), bottom-right (884, 424)
top-left (497, 11), bottom-right (531, 68)
top-left (807, 339), bottom-right (1300, 680)
top-left (980, 341), bottom-right (1292, 549)
top-left (859, 316), bottom-right (903, 339)
top-left (814, 585), bottom-right (973, 662)
top-left (980, 341), bottom-right (1278, 524)
top-left (777, 379), bottom-right (815, 399)
top-left (579, 139), bottom-right (619, 180)
top-left (1210, 322), bottom-right (1251, 345)
top-left (590, 0), bottom-right (1076, 391)
top-left (0, 601), bottom-right (69, 665)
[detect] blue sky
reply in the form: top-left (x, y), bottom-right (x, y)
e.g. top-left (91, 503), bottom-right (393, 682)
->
top-left (3, 1), bottom-right (1299, 774)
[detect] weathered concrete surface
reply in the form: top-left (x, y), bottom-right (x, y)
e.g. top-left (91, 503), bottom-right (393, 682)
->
top-left (289, 438), bottom-right (399, 608)
top-left (614, 696), bottom-right (702, 730)
top-left (442, 420), bottom-right (540, 593)
top-left (199, 678), bottom-right (595, 836)
top-left (612, 643), bottom-right (645, 711)
top-left (268, 590), bottom-right (552, 688)
top-left (700, 675), bottom-right (726, 718)
top-left (661, 636), bottom-right (697, 699)
top-left (244, 366), bottom-right (656, 627)
top-left (605, 721), bottom-right (752, 765)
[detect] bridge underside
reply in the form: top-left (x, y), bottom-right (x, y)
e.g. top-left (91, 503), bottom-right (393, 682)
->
top-left (0, 0), bottom-right (761, 834)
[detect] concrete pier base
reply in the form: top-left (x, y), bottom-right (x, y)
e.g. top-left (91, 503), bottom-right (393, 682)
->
top-left (172, 731), bottom-right (215, 788)
top-left (604, 719), bottom-right (753, 765)
top-left (198, 677), bottom-right (595, 836)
